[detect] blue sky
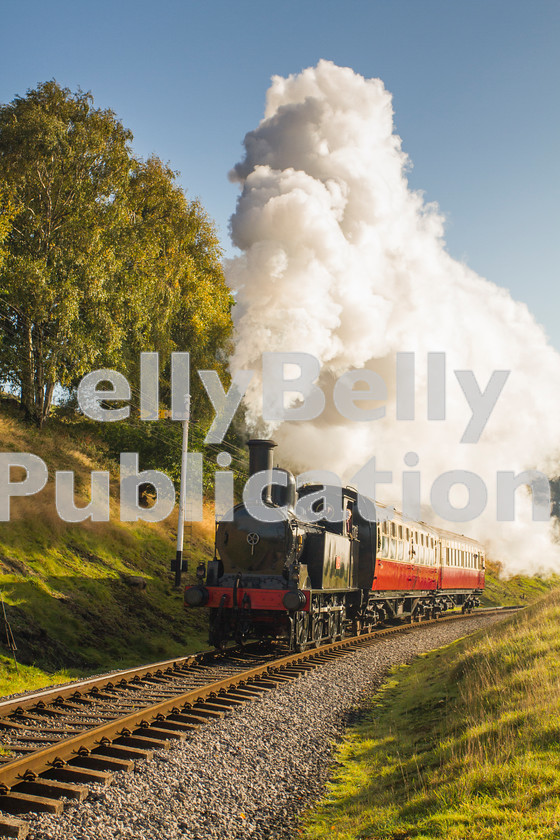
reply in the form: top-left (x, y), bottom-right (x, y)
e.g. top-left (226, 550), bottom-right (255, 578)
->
top-left (1, 0), bottom-right (558, 348)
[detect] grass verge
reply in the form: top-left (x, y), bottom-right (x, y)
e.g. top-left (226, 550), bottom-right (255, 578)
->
top-left (301, 591), bottom-right (560, 840)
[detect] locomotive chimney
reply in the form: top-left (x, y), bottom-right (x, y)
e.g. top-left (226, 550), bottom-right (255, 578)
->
top-left (247, 439), bottom-right (277, 504)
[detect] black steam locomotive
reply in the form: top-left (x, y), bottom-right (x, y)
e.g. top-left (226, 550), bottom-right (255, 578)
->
top-left (185, 440), bottom-right (485, 650)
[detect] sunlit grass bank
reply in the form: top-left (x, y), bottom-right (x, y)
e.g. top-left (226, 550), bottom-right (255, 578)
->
top-left (0, 400), bottom-right (212, 697)
top-left (302, 591), bottom-right (560, 840)
top-left (482, 559), bottom-right (560, 606)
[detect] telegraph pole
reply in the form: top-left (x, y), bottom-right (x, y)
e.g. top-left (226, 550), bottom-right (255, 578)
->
top-left (174, 396), bottom-right (191, 587)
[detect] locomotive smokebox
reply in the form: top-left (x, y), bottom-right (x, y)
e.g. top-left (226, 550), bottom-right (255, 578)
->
top-left (247, 439), bottom-right (277, 504)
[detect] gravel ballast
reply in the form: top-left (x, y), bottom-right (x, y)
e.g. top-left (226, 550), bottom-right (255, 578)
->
top-left (24, 614), bottom-right (507, 840)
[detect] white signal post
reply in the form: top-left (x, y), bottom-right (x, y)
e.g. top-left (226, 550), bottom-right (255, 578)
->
top-left (174, 397), bottom-right (191, 587)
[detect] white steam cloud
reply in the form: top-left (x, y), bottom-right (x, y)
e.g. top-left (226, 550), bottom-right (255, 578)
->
top-left (226, 60), bottom-right (560, 574)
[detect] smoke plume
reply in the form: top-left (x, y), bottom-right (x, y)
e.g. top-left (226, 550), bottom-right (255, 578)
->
top-left (226, 60), bottom-right (560, 574)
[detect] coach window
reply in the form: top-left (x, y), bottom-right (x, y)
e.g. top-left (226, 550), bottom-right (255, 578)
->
top-left (382, 524), bottom-right (389, 557)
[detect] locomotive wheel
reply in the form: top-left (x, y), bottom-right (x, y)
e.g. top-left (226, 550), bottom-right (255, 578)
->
top-left (336, 612), bottom-right (344, 639)
top-left (327, 612), bottom-right (336, 640)
top-left (210, 630), bottom-right (227, 651)
top-left (311, 614), bottom-right (322, 648)
top-left (295, 613), bottom-right (310, 651)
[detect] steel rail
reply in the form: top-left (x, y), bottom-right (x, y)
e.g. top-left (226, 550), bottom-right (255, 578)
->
top-left (0, 653), bottom-right (208, 719)
top-left (0, 605), bottom-right (518, 796)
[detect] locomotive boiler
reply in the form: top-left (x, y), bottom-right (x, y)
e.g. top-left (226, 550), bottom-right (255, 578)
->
top-left (185, 440), bottom-right (485, 650)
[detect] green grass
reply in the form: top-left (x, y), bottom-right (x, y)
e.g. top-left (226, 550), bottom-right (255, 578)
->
top-left (0, 655), bottom-right (73, 697)
top-left (0, 399), bottom-right (213, 697)
top-left (301, 591), bottom-right (560, 840)
top-left (481, 560), bottom-right (560, 607)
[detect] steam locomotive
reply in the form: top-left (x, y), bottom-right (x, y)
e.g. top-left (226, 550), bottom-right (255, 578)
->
top-left (185, 440), bottom-right (485, 650)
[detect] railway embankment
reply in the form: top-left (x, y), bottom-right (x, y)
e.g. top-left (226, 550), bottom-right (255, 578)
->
top-left (301, 589), bottom-right (560, 840)
top-left (0, 400), bottom-right (212, 697)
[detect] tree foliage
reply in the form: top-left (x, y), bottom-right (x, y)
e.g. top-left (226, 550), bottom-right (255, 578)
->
top-left (0, 182), bottom-right (15, 272)
top-left (122, 157), bottom-right (233, 416)
top-left (0, 81), bottom-right (233, 427)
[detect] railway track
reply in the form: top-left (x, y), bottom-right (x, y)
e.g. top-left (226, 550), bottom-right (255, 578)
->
top-left (0, 606), bottom-right (519, 838)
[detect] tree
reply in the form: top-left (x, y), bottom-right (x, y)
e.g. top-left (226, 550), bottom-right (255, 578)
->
top-left (123, 156), bottom-right (233, 418)
top-left (0, 81), bottom-right (233, 427)
top-left (0, 182), bottom-right (14, 272)
top-left (0, 81), bottom-right (133, 425)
